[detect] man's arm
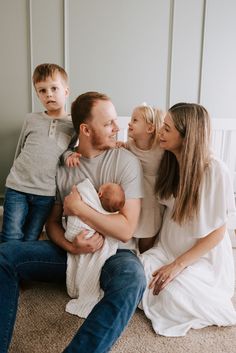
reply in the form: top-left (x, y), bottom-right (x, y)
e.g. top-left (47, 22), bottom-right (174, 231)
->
top-left (63, 186), bottom-right (141, 242)
top-left (45, 203), bottom-right (104, 255)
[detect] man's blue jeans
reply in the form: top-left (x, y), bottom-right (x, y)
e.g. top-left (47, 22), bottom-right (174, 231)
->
top-left (0, 241), bottom-right (146, 353)
top-left (1, 188), bottom-right (55, 242)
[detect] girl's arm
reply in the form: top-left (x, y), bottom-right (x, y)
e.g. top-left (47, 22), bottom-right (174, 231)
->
top-left (149, 224), bottom-right (226, 295)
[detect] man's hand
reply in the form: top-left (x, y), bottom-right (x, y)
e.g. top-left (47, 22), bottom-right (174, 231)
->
top-left (63, 185), bottom-right (82, 216)
top-left (69, 229), bottom-right (104, 255)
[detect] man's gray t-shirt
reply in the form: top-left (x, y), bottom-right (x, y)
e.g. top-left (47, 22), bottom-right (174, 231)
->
top-left (56, 147), bottom-right (144, 250)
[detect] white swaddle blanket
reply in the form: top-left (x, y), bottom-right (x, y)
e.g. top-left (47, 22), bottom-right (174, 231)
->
top-left (65, 178), bottom-right (118, 318)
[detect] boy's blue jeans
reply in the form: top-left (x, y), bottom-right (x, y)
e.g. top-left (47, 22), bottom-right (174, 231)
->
top-left (1, 188), bottom-right (55, 242)
top-left (0, 241), bottom-right (146, 353)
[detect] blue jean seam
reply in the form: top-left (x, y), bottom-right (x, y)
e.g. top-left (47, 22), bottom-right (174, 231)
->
top-left (2, 278), bottom-right (18, 352)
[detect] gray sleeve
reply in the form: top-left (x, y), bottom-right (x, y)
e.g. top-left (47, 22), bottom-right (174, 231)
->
top-left (13, 117), bottom-right (28, 160)
top-left (118, 149), bottom-right (144, 200)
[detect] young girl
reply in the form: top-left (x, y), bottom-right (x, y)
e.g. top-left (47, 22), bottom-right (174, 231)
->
top-left (118, 104), bottom-right (164, 252)
top-left (140, 103), bottom-right (236, 336)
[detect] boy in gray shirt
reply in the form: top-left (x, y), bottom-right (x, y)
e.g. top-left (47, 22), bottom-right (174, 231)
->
top-left (1, 63), bottom-right (75, 242)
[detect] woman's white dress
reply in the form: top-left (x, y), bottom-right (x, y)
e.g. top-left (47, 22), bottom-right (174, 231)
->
top-left (139, 158), bottom-right (236, 336)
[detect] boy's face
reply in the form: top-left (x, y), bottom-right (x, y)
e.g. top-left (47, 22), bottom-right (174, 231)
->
top-left (34, 73), bottom-right (69, 116)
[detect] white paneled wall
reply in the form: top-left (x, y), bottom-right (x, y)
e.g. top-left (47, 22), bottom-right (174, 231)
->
top-left (0, 0), bottom-right (236, 198)
top-left (201, 0), bottom-right (236, 120)
top-left (169, 0), bottom-right (205, 105)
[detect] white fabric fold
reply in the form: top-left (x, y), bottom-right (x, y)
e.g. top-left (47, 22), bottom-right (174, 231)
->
top-left (65, 178), bottom-right (118, 318)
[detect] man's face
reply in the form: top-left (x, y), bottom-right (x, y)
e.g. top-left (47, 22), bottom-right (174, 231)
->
top-left (88, 100), bottom-right (119, 150)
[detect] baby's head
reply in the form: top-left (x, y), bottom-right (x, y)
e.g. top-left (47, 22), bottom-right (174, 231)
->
top-left (32, 63), bottom-right (68, 87)
top-left (98, 183), bottom-right (125, 213)
top-left (131, 104), bottom-right (164, 145)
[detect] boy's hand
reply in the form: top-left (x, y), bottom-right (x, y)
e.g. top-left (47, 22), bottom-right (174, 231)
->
top-left (63, 185), bottom-right (82, 216)
top-left (66, 152), bottom-right (82, 167)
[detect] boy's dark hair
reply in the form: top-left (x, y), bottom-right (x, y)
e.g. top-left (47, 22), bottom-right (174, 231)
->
top-left (71, 91), bottom-right (110, 134)
top-left (32, 63), bottom-right (68, 86)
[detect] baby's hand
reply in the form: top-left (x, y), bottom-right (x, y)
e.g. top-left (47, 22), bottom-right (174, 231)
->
top-left (66, 152), bottom-right (81, 167)
top-left (116, 141), bottom-right (126, 148)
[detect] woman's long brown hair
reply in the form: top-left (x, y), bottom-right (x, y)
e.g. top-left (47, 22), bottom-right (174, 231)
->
top-left (155, 103), bottom-right (211, 224)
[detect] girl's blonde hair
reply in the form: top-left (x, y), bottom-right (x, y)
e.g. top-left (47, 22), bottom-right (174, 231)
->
top-left (134, 104), bottom-right (164, 145)
top-left (155, 103), bottom-right (211, 225)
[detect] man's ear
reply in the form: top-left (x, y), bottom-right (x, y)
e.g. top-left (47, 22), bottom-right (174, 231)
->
top-left (80, 123), bottom-right (90, 136)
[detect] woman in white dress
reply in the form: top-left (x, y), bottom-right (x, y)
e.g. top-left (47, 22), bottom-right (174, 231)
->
top-left (140, 103), bottom-right (236, 336)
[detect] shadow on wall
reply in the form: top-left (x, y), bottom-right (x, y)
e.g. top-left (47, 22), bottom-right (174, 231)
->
top-left (0, 129), bottom-right (20, 200)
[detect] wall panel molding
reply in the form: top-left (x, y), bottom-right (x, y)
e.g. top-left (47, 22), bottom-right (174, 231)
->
top-left (166, 0), bottom-right (175, 110)
top-left (198, 0), bottom-right (207, 103)
top-left (28, 0), bottom-right (34, 111)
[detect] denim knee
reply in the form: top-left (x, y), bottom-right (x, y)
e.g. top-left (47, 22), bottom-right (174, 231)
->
top-left (0, 242), bottom-right (20, 272)
top-left (101, 250), bottom-right (147, 299)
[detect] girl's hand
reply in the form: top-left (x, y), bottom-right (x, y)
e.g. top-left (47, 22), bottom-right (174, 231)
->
top-left (116, 141), bottom-right (125, 148)
top-left (149, 261), bottom-right (185, 295)
top-left (66, 152), bottom-right (82, 167)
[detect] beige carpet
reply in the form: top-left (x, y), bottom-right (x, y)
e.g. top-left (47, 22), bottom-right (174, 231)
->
top-left (8, 250), bottom-right (236, 353)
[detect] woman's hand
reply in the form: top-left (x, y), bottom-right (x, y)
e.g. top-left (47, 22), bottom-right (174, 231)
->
top-left (69, 229), bottom-right (104, 255)
top-left (149, 261), bottom-right (184, 295)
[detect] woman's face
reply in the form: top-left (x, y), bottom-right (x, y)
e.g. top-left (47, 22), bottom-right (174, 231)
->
top-left (159, 113), bottom-right (183, 156)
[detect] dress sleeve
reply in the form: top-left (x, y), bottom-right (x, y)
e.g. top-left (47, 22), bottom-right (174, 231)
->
top-left (189, 158), bottom-right (236, 238)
